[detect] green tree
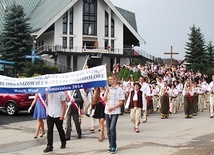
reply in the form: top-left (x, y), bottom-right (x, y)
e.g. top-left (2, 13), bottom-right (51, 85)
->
top-left (206, 41), bottom-right (214, 68)
top-left (185, 25), bottom-right (207, 66)
top-left (0, 3), bottom-right (32, 71)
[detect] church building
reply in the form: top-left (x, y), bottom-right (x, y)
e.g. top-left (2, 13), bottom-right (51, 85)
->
top-left (0, 0), bottom-right (146, 72)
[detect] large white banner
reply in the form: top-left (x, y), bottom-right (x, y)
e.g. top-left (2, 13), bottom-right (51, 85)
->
top-left (0, 65), bottom-right (107, 94)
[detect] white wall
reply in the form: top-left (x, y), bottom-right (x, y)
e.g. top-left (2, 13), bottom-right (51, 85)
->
top-left (54, 16), bottom-right (63, 46)
top-left (38, 31), bottom-right (54, 45)
top-left (98, 1), bottom-right (124, 54)
top-left (40, 0), bottom-right (128, 72)
top-left (73, 1), bottom-right (83, 52)
top-left (49, 0), bottom-right (124, 53)
top-left (112, 12), bottom-right (123, 54)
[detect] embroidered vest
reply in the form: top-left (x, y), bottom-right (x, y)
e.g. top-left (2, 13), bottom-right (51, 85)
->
top-left (129, 90), bottom-right (143, 109)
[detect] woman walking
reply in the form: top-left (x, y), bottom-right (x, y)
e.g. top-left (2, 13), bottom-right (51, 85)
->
top-left (91, 87), bottom-right (106, 142)
top-left (182, 80), bottom-right (194, 118)
top-left (28, 93), bottom-right (46, 138)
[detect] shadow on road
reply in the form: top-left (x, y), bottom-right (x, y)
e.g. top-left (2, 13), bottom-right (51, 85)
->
top-left (0, 110), bottom-right (33, 125)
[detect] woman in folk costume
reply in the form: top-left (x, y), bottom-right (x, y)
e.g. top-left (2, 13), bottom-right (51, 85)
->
top-left (28, 92), bottom-right (46, 138)
top-left (91, 87), bottom-right (106, 142)
top-left (159, 81), bottom-right (170, 119)
top-left (192, 81), bottom-right (199, 116)
top-left (182, 80), bottom-right (195, 118)
top-left (125, 82), bottom-right (134, 99)
top-left (125, 82), bottom-right (145, 133)
top-left (168, 84), bottom-right (179, 114)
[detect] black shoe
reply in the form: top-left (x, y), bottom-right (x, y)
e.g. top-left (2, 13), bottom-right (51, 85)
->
top-left (210, 116), bottom-right (213, 118)
top-left (43, 146), bottom-right (53, 153)
top-left (65, 137), bottom-right (70, 141)
top-left (85, 113), bottom-right (90, 117)
top-left (78, 135), bottom-right (81, 139)
top-left (60, 142), bottom-right (66, 149)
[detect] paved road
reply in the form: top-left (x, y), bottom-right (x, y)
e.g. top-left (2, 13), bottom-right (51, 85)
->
top-left (1, 108), bottom-right (214, 155)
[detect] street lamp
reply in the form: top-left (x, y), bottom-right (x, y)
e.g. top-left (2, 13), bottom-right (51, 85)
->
top-left (31, 33), bottom-right (37, 50)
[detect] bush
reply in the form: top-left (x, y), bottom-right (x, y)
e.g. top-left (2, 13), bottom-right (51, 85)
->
top-left (40, 65), bottom-right (58, 74)
top-left (21, 63), bottom-right (59, 77)
top-left (118, 67), bottom-right (141, 82)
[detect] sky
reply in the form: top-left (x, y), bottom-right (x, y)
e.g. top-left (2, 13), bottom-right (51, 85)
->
top-left (110, 0), bottom-right (214, 60)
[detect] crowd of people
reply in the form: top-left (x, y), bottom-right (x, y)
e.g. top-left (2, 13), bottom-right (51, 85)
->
top-left (28, 62), bottom-right (214, 154)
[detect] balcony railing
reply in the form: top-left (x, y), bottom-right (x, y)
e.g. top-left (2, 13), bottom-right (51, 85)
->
top-left (35, 45), bottom-right (160, 63)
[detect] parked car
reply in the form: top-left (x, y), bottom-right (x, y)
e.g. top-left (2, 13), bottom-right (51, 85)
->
top-left (0, 93), bottom-right (35, 115)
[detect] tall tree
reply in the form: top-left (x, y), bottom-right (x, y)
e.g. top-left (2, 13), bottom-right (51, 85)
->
top-left (0, 3), bottom-right (32, 71)
top-left (185, 25), bottom-right (207, 65)
top-left (206, 41), bottom-right (214, 68)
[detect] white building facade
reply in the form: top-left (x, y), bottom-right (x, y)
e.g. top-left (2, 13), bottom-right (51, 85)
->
top-left (0, 0), bottom-right (146, 72)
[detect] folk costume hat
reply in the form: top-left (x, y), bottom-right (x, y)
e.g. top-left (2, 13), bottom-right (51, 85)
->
top-left (134, 82), bottom-right (141, 89)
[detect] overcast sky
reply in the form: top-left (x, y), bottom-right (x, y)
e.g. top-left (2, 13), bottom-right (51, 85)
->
top-left (111, 0), bottom-right (214, 60)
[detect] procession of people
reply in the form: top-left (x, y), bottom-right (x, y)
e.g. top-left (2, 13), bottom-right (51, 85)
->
top-left (27, 62), bottom-right (214, 154)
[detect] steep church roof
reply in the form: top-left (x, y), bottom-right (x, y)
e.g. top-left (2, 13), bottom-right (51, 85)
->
top-left (0, 0), bottom-right (40, 33)
top-left (115, 6), bottom-right (138, 32)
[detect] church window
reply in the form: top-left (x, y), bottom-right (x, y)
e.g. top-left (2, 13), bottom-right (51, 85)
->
top-left (83, 0), bottom-right (97, 35)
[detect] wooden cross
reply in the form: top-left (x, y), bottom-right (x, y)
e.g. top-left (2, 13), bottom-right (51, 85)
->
top-left (164, 46), bottom-right (179, 66)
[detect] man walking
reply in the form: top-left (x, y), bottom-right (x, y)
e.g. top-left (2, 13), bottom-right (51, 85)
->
top-left (104, 73), bottom-right (125, 154)
top-left (208, 75), bottom-right (214, 118)
top-left (43, 91), bottom-right (67, 153)
top-left (65, 89), bottom-right (83, 140)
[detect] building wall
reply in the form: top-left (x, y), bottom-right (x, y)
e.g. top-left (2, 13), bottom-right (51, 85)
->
top-left (77, 55), bottom-right (88, 70)
top-left (102, 56), bottom-right (111, 71)
top-left (38, 0), bottom-right (128, 72)
top-left (112, 12), bottom-right (124, 54)
top-left (54, 16), bottom-right (63, 46)
top-left (73, 0), bottom-right (83, 52)
top-left (57, 54), bottom-right (67, 71)
top-left (97, 1), bottom-right (105, 49)
top-left (120, 57), bottom-right (130, 66)
top-left (37, 31), bottom-right (54, 46)
top-left (51, 1), bottom-right (124, 52)
top-left (98, 1), bottom-right (124, 54)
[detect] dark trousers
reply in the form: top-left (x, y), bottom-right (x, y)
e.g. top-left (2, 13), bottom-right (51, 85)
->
top-left (47, 115), bottom-right (66, 147)
top-left (105, 114), bottom-right (119, 149)
top-left (65, 112), bottom-right (81, 138)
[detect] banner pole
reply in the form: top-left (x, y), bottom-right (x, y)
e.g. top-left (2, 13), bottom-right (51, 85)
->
top-left (64, 55), bottom-right (90, 118)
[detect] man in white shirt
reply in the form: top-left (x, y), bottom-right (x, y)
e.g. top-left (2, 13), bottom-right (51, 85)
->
top-left (202, 78), bottom-right (209, 110)
top-left (139, 76), bottom-right (150, 123)
top-left (125, 82), bottom-right (144, 133)
top-left (43, 91), bottom-right (66, 153)
top-left (104, 73), bottom-right (125, 154)
top-left (207, 75), bottom-right (214, 118)
top-left (168, 84), bottom-right (179, 114)
top-left (175, 79), bottom-right (183, 108)
top-left (151, 83), bottom-right (160, 112)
